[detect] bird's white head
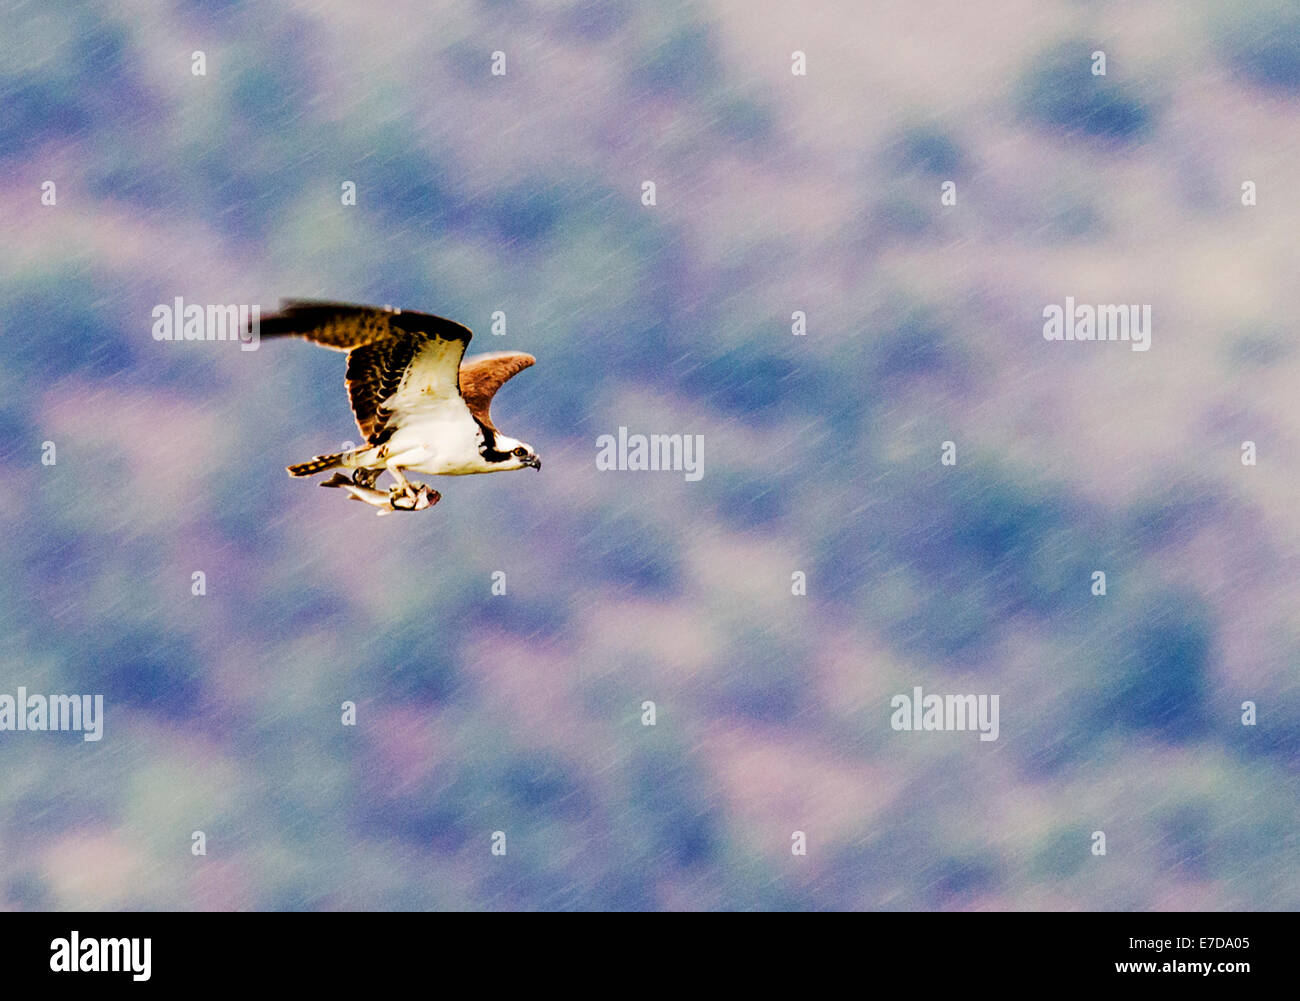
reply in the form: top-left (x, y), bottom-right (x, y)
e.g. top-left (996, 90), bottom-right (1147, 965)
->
top-left (492, 434), bottom-right (541, 471)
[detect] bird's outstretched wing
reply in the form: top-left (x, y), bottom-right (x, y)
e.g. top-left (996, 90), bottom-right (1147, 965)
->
top-left (257, 300), bottom-right (473, 444)
top-left (458, 352), bottom-right (536, 432)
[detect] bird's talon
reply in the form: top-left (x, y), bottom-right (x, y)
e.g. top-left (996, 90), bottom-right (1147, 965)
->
top-left (383, 482), bottom-right (439, 512)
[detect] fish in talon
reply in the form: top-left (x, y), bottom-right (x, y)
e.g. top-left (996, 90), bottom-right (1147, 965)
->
top-left (320, 473), bottom-right (439, 514)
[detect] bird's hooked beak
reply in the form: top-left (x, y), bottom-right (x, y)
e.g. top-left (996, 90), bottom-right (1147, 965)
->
top-left (525, 455), bottom-right (541, 470)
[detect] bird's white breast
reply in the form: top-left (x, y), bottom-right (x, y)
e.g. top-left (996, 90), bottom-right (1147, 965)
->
top-left (384, 396), bottom-right (493, 475)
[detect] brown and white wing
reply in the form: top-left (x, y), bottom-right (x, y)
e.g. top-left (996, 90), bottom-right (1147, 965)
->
top-left (258, 300), bottom-right (472, 444)
top-left (458, 351), bottom-right (536, 432)
top-left (344, 338), bottom-right (422, 444)
top-left (256, 300), bottom-right (408, 351)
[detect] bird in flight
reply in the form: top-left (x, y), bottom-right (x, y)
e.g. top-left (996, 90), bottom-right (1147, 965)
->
top-left (255, 300), bottom-right (540, 514)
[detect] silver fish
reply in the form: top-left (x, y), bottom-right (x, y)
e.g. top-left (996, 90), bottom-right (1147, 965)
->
top-left (320, 473), bottom-right (440, 516)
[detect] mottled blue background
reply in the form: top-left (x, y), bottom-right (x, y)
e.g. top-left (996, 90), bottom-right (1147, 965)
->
top-left (0, 0), bottom-right (1297, 910)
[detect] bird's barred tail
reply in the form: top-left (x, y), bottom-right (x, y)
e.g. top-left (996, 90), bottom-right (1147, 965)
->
top-left (287, 452), bottom-right (346, 477)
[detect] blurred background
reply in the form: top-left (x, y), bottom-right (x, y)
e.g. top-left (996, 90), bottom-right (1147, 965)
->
top-left (0, 0), bottom-right (1297, 910)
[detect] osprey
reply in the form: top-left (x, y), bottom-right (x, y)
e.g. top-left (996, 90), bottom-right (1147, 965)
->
top-left (257, 300), bottom-right (540, 513)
